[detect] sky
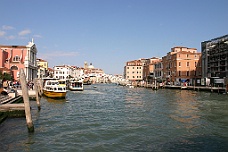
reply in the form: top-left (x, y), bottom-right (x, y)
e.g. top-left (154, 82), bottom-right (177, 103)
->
top-left (1, 0), bottom-right (228, 75)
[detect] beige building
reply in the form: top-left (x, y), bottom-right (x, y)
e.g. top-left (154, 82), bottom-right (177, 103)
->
top-left (162, 46), bottom-right (202, 85)
top-left (124, 59), bottom-right (143, 83)
top-left (37, 58), bottom-right (48, 78)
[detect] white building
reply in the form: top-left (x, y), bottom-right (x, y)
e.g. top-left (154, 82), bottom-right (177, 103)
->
top-left (53, 65), bottom-right (71, 79)
top-left (53, 65), bottom-right (84, 79)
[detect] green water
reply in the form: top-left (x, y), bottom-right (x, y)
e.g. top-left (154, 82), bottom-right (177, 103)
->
top-left (0, 84), bottom-right (228, 151)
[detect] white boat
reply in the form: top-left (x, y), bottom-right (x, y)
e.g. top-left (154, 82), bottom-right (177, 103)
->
top-left (43, 79), bottom-right (67, 98)
top-left (126, 83), bottom-right (134, 88)
top-left (68, 79), bottom-right (84, 91)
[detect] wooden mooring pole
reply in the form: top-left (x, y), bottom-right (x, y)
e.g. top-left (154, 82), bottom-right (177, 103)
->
top-left (34, 78), bottom-right (41, 111)
top-left (19, 69), bottom-right (34, 133)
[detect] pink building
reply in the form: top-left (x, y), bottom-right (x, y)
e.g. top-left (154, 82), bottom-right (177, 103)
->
top-left (0, 39), bottom-right (38, 81)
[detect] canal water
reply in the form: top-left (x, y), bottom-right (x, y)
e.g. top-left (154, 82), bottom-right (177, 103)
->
top-left (0, 84), bottom-right (228, 152)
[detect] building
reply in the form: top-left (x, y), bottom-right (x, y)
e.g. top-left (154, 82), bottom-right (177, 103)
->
top-left (83, 62), bottom-right (104, 77)
top-left (47, 67), bottom-right (54, 78)
top-left (53, 65), bottom-right (72, 79)
top-left (154, 59), bottom-right (163, 81)
top-left (143, 57), bottom-right (161, 84)
top-left (124, 59), bottom-right (144, 83)
top-left (162, 46), bottom-right (201, 85)
top-left (37, 58), bottom-right (48, 78)
top-left (0, 39), bottom-right (38, 81)
top-left (201, 35), bottom-right (228, 80)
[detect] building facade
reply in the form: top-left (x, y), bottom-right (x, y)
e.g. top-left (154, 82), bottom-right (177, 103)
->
top-left (162, 47), bottom-right (201, 85)
top-left (37, 58), bottom-right (48, 79)
top-left (201, 35), bottom-right (228, 79)
top-left (0, 39), bottom-right (38, 81)
top-left (53, 65), bottom-right (72, 79)
top-left (143, 57), bottom-right (161, 83)
top-left (124, 59), bottom-right (143, 82)
top-left (154, 60), bottom-right (163, 81)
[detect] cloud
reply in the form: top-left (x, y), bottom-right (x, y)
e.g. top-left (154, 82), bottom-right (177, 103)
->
top-left (40, 51), bottom-right (79, 60)
top-left (2, 25), bottom-right (14, 30)
top-left (33, 34), bottom-right (42, 38)
top-left (6, 35), bottom-right (16, 40)
top-left (0, 31), bottom-right (6, 37)
top-left (18, 29), bottom-right (31, 36)
top-left (52, 51), bottom-right (79, 57)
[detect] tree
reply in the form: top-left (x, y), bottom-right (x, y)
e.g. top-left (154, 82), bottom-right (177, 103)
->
top-left (0, 72), bottom-right (13, 82)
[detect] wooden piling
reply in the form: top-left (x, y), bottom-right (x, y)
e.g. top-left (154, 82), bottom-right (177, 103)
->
top-left (19, 69), bottom-right (34, 133)
top-left (218, 85), bottom-right (219, 94)
top-left (34, 79), bottom-right (41, 111)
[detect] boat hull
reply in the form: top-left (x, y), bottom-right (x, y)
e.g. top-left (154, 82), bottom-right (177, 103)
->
top-left (69, 87), bottom-right (83, 91)
top-left (43, 90), bottom-right (67, 98)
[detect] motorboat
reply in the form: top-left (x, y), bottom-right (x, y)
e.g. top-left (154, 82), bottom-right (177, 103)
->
top-left (43, 79), bottom-right (67, 98)
top-left (68, 79), bottom-right (84, 91)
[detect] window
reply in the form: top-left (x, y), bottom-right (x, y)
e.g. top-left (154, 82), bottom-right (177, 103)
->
top-left (187, 71), bottom-right (189, 76)
top-left (11, 65), bottom-right (18, 70)
top-left (187, 62), bottom-right (189, 66)
top-left (195, 62), bottom-right (197, 67)
top-left (186, 54), bottom-right (189, 58)
top-left (179, 62), bottom-right (181, 66)
top-left (179, 71), bottom-right (181, 76)
top-left (13, 56), bottom-right (20, 62)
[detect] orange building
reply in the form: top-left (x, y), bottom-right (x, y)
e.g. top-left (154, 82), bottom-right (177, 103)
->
top-left (0, 39), bottom-right (38, 81)
top-left (143, 57), bottom-right (161, 83)
top-left (162, 46), bottom-right (202, 85)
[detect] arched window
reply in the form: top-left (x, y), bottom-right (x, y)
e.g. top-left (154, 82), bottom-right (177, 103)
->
top-left (13, 56), bottom-right (20, 62)
top-left (11, 65), bottom-right (18, 70)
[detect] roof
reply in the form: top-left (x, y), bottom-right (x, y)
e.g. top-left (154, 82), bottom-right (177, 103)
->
top-left (0, 45), bottom-right (27, 49)
top-left (37, 58), bottom-right (47, 62)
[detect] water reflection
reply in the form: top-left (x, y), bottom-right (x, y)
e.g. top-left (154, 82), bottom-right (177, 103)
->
top-left (43, 96), bottom-right (67, 103)
top-left (124, 88), bottom-right (145, 108)
top-left (168, 90), bottom-right (200, 130)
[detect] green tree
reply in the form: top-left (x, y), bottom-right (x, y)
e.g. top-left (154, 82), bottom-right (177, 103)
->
top-left (0, 72), bottom-right (13, 81)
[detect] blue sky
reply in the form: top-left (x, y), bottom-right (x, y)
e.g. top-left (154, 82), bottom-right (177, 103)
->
top-left (1, 0), bottom-right (227, 75)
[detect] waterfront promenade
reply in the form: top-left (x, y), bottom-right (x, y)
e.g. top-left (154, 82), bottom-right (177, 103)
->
top-left (120, 81), bottom-right (227, 94)
top-left (163, 85), bottom-right (227, 93)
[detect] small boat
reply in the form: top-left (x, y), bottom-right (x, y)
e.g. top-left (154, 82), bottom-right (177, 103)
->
top-left (181, 86), bottom-right (188, 90)
top-left (126, 83), bottom-right (134, 88)
top-left (68, 79), bottom-right (84, 91)
top-left (43, 79), bottom-right (67, 98)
